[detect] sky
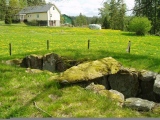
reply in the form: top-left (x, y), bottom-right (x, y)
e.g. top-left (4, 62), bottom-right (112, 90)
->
top-left (46, 0), bottom-right (135, 17)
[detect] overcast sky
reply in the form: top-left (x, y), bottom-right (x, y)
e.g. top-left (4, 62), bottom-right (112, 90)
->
top-left (46, 0), bottom-right (135, 17)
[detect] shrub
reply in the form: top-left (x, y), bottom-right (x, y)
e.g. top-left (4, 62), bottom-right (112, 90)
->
top-left (128, 17), bottom-right (152, 36)
top-left (27, 20), bottom-right (38, 26)
top-left (5, 11), bottom-right (12, 24)
top-left (12, 19), bottom-right (20, 23)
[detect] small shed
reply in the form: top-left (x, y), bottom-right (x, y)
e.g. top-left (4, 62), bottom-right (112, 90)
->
top-left (62, 14), bottom-right (72, 25)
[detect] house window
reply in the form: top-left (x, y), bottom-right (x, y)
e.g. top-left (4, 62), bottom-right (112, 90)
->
top-left (53, 7), bottom-right (54, 10)
top-left (50, 14), bottom-right (52, 17)
top-left (37, 14), bottom-right (39, 18)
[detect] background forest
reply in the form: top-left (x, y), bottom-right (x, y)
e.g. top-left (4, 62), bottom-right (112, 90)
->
top-left (0, 0), bottom-right (160, 34)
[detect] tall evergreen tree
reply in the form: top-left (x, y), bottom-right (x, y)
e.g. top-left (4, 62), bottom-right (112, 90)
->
top-left (0, 0), bottom-right (7, 20)
top-left (98, 1), bottom-right (110, 28)
top-left (117, 0), bottom-right (126, 30)
top-left (27, 0), bottom-right (46, 6)
top-left (99, 0), bottom-right (126, 30)
top-left (109, 0), bottom-right (119, 29)
top-left (5, 7), bottom-right (12, 24)
top-left (133, 0), bottom-right (160, 34)
top-left (103, 16), bottom-right (110, 29)
top-left (75, 13), bottom-right (87, 26)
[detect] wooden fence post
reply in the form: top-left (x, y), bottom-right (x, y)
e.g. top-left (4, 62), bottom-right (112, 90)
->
top-left (88, 40), bottom-right (90, 49)
top-left (127, 41), bottom-right (131, 53)
top-left (9, 43), bottom-right (12, 56)
top-left (47, 40), bottom-right (49, 50)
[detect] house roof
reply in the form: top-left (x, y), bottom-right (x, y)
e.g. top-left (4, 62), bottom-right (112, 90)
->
top-left (62, 14), bottom-right (72, 19)
top-left (19, 4), bottom-right (61, 14)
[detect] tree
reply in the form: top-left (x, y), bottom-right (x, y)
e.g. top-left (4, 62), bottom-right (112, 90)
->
top-left (9, 0), bottom-right (20, 15)
top-left (98, 1), bottom-right (110, 28)
top-left (19, 0), bottom-right (28, 8)
top-left (128, 17), bottom-right (152, 35)
top-left (118, 0), bottom-right (126, 30)
top-left (5, 9), bottom-right (12, 24)
top-left (103, 16), bottom-right (110, 29)
top-left (0, 0), bottom-right (7, 20)
top-left (99, 0), bottom-right (126, 30)
top-left (60, 15), bottom-right (64, 24)
top-left (133, 0), bottom-right (160, 34)
top-left (109, 0), bottom-right (119, 29)
top-left (27, 0), bottom-right (46, 6)
top-left (75, 13), bottom-right (87, 26)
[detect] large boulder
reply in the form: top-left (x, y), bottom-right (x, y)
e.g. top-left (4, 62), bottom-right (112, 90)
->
top-left (153, 74), bottom-right (160, 102)
top-left (58, 57), bottom-right (122, 83)
top-left (20, 53), bottom-right (65, 72)
top-left (138, 70), bottom-right (157, 101)
top-left (20, 54), bottom-right (43, 69)
top-left (139, 70), bottom-right (157, 82)
top-left (153, 74), bottom-right (160, 95)
top-left (138, 70), bottom-right (157, 94)
top-left (124, 97), bottom-right (156, 112)
top-left (108, 68), bottom-right (139, 98)
top-left (85, 83), bottom-right (124, 107)
top-left (2, 59), bottom-right (22, 66)
top-left (152, 103), bottom-right (160, 114)
top-left (42, 53), bottom-right (57, 72)
top-left (42, 53), bottom-right (65, 72)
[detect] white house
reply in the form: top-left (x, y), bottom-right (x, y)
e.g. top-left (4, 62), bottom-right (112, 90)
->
top-left (17, 4), bottom-right (61, 26)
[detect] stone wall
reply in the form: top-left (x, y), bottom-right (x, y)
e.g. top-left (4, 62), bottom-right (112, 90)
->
top-left (3, 54), bottom-right (160, 112)
top-left (20, 53), bottom-right (65, 72)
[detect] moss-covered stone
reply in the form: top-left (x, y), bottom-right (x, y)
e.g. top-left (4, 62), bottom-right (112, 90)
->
top-left (85, 82), bottom-right (106, 93)
top-left (58, 57), bottom-right (122, 83)
top-left (85, 83), bottom-right (124, 107)
top-left (152, 104), bottom-right (160, 114)
top-left (2, 59), bottom-right (22, 66)
top-left (98, 90), bottom-right (124, 103)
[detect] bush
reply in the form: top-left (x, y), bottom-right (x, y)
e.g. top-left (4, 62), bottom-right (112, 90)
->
top-left (27, 20), bottom-right (38, 26)
top-left (12, 19), bottom-right (20, 23)
top-left (5, 11), bottom-right (12, 24)
top-left (128, 17), bottom-right (152, 36)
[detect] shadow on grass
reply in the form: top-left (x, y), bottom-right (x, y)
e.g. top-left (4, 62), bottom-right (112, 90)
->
top-left (5, 80), bottom-right (61, 118)
top-left (0, 50), bottom-right (54, 61)
top-left (62, 48), bottom-right (160, 73)
top-left (121, 32), bottom-right (137, 36)
top-left (1, 48), bottom-right (160, 73)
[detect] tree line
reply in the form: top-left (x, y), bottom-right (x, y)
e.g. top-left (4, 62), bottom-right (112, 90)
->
top-left (0, 0), bottom-right (160, 35)
top-left (72, 0), bottom-right (160, 35)
top-left (70, 0), bottom-right (126, 30)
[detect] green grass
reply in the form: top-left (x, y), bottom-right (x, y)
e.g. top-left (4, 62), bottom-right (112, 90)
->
top-left (0, 22), bottom-right (160, 72)
top-left (0, 21), bottom-right (160, 118)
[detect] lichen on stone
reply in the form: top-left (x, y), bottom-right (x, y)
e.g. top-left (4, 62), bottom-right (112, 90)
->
top-left (58, 57), bottom-right (122, 83)
top-left (98, 90), bottom-right (124, 103)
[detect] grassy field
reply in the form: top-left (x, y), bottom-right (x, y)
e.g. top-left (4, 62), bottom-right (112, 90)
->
top-left (0, 21), bottom-right (160, 118)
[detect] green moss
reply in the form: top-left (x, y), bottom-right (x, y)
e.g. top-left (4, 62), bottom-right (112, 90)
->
top-left (58, 57), bottom-right (122, 83)
top-left (85, 82), bottom-right (106, 93)
top-left (98, 90), bottom-right (124, 103)
top-left (152, 104), bottom-right (160, 114)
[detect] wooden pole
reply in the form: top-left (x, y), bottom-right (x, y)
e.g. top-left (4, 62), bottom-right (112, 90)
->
top-left (9, 43), bottom-right (12, 56)
top-left (47, 40), bottom-right (49, 50)
top-left (127, 41), bottom-right (131, 53)
top-left (88, 40), bottom-right (90, 49)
